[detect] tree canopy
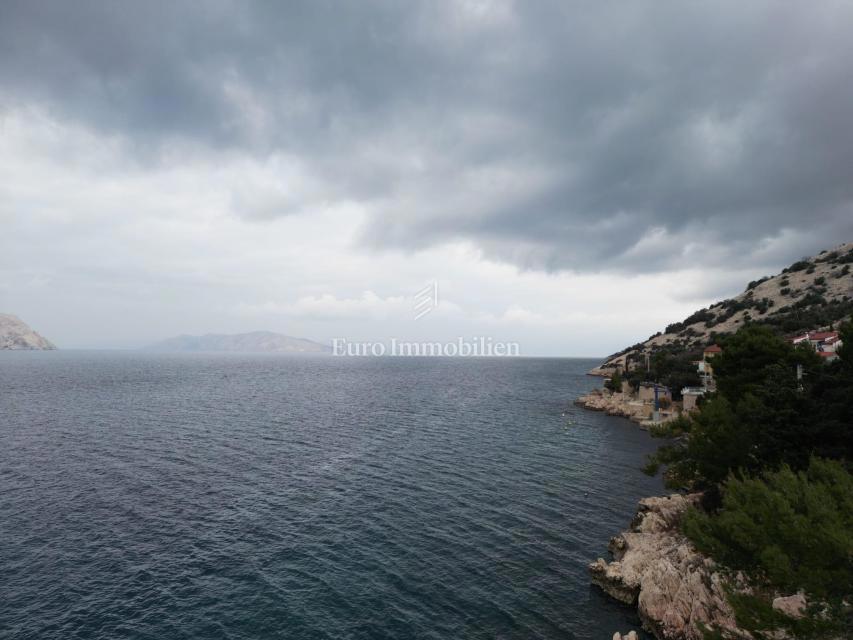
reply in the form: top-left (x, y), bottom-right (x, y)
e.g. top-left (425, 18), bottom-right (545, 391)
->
top-left (643, 322), bottom-right (853, 637)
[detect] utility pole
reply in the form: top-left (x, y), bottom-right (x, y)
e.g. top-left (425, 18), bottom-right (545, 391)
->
top-left (652, 383), bottom-right (660, 423)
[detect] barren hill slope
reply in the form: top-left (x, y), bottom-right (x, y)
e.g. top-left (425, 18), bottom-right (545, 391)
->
top-left (0, 314), bottom-right (57, 350)
top-left (593, 242), bottom-right (853, 375)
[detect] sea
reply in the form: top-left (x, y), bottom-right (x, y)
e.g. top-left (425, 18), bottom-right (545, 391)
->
top-left (0, 352), bottom-right (664, 640)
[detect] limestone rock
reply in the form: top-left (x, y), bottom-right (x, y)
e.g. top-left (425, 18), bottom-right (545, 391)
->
top-left (589, 494), bottom-right (746, 640)
top-left (574, 388), bottom-right (652, 424)
top-left (772, 593), bottom-right (806, 619)
top-left (0, 313), bottom-right (56, 350)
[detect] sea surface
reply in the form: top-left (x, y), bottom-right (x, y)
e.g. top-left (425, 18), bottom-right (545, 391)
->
top-left (0, 352), bottom-right (664, 640)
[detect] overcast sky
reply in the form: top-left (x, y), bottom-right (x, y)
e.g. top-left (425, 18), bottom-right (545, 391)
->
top-left (2, 1), bottom-right (852, 355)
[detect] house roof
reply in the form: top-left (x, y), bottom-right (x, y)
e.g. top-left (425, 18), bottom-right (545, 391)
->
top-left (818, 351), bottom-right (838, 358)
top-left (810, 331), bottom-right (839, 341)
top-left (704, 344), bottom-right (722, 353)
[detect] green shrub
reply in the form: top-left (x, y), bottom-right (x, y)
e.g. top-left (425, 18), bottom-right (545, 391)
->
top-left (684, 458), bottom-right (853, 599)
top-left (747, 277), bottom-right (769, 290)
top-left (683, 459), bottom-right (853, 638)
top-left (834, 249), bottom-right (853, 265)
top-left (604, 370), bottom-right (622, 392)
top-left (643, 323), bottom-right (852, 492)
top-left (785, 260), bottom-right (811, 273)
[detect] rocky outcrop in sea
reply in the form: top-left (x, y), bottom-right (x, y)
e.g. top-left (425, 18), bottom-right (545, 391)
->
top-left (589, 494), bottom-right (745, 640)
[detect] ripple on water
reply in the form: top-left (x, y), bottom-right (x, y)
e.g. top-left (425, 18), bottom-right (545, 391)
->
top-left (0, 353), bottom-right (662, 640)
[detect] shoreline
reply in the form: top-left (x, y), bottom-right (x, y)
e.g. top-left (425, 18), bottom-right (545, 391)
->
top-left (574, 388), bottom-right (678, 429)
top-left (587, 494), bottom-right (743, 640)
top-left (574, 380), bottom-right (741, 639)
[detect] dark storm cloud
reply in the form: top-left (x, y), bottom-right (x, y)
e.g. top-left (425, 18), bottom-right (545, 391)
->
top-left (2, 0), bottom-right (852, 271)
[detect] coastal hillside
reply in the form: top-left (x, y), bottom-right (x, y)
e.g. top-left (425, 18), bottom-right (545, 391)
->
top-left (593, 241), bottom-right (853, 375)
top-left (0, 313), bottom-right (57, 350)
top-left (146, 330), bottom-right (330, 353)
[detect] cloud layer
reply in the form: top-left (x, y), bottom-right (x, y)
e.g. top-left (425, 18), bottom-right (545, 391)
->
top-left (2, 2), bottom-right (852, 352)
top-left (3, 1), bottom-right (852, 274)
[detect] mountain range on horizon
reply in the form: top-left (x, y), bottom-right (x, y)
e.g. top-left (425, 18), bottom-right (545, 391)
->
top-left (144, 330), bottom-right (331, 354)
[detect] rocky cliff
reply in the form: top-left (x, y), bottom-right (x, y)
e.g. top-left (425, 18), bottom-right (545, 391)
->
top-left (593, 241), bottom-right (853, 376)
top-left (589, 494), bottom-right (745, 640)
top-left (0, 314), bottom-right (57, 350)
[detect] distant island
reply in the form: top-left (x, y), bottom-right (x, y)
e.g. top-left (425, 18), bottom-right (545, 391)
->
top-left (145, 330), bottom-right (331, 353)
top-left (0, 313), bottom-right (57, 350)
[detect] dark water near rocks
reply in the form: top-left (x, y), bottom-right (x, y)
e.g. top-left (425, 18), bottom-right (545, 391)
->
top-left (0, 352), bottom-right (663, 640)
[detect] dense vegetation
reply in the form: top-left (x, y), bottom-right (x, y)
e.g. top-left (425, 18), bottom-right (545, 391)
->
top-left (683, 459), bottom-right (852, 639)
top-left (643, 323), bottom-right (853, 638)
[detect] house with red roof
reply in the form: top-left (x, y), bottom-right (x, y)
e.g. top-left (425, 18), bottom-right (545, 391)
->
top-left (790, 330), bottom-right (840, 350)
top-left (790, 330), bottom-right (843, 361)
top-left (694, 344), bottom-right (722, 390)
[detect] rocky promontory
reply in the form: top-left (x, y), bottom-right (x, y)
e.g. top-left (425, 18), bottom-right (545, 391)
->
top-left (575, 388), bottom-right (651, 424)
top-left (574, 387), bottom-right (681, 428)
top-left (590, 494), bottom-right (744, 640)
top-left (0, 313), bottom-right (57, 350)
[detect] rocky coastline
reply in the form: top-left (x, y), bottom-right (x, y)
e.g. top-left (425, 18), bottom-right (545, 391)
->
top-left (574, 388), bottom-right (649, 424)
top-left (579, 375), bottom-right (744, 638)
top-left (589, 491), bottom-right (817, 639)
top-left (574, 387), bottom-right (679, 428)
top-left (589, 494), bottom-right (744, 640)
top-left (580, 375), bottom-right (745, 639)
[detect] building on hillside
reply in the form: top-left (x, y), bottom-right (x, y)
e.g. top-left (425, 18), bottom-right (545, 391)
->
top-left (824, 334), bottom-right (841, 349)
top-left (638, 382), bottom-right (672, 404)
top-left (790, 330), bottom-right (842, 356)
top-left (681, 387), bottom-right (705, 411)
top-left (695, 344), bottom-right (722, 390)
top-left (703, 344), bottom-right (722, 358)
